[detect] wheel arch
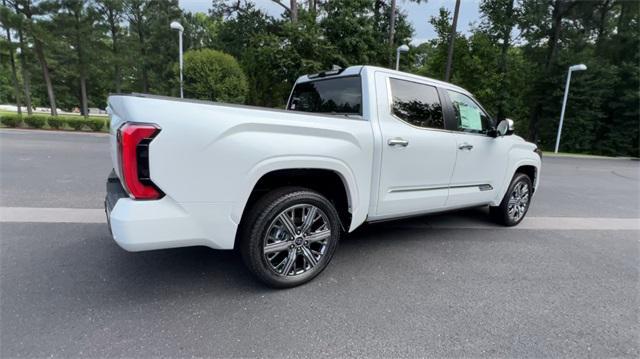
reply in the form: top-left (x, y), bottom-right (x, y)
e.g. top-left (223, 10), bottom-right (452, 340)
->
top-left (515, 165), bottom-right (537, 191)
top-left (493, 157), bottom-right (541, 206)
top-left (231, 157), bottom-right (367, 248)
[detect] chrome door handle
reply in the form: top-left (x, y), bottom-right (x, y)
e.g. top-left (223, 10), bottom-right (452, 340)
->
top-left (388, 138), bottom-right (409, 147)
top-left (458, 143), bottom-right (473, 150)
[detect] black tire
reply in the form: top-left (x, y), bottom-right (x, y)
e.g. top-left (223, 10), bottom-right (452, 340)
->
top-left (239, 187), bottom-right (341, 288)
top-left (490, 173), bottom-right (533, 226)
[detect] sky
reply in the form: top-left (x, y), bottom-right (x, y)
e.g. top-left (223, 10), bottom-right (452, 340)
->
top-left (179, 0), bottom-right (483, 44)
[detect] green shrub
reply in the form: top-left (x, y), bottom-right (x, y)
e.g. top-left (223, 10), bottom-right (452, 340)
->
top-left (87, 118), bottom-right (106, 131)
top-left (47, 116), bottom-right (65, 129)
top-left (0, 114), bottom-right (22, 127)
top-left (24, 115), bottom-right (46, 129)
top-left (182, 49), bottom-right (248, 103)
top-left (66, 117), bottom-right (86, 131)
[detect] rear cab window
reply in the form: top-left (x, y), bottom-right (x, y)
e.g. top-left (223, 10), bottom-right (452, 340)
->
top-left (288, 76), bottom-right (362, 116)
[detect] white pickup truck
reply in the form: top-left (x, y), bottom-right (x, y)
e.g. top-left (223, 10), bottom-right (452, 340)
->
top-left (105, 65), bottom-right (541, 287)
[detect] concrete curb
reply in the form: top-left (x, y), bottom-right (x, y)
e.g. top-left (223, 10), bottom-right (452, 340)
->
top-left (0, 128), bottom-right (109, 136)
top-left (542, 152), bottom-right (638, 160)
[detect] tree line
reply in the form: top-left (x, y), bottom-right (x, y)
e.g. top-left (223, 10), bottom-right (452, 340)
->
top-left (0, 0), bottom-right (638, 156)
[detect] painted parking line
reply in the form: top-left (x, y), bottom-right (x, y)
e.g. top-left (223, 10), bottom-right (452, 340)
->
top-left (0, 206), bottom-right (638, 230)
top-left (0, 207), bottom-right (105, 224)
top-left (413, 216), bottom-right (640, 231)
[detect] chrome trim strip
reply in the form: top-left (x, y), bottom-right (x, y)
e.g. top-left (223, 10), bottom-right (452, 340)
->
top-left (389, 183), bottom-right (493, 193)
top-left (389, 186), bottom-right (449, 193)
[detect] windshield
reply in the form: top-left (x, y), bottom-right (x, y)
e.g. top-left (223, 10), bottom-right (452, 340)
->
top-left (288, 76), bottom-right (362, 115)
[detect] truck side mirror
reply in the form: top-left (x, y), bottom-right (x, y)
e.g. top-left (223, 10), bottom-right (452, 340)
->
top-left (496, 119), bottom-right (514, 136)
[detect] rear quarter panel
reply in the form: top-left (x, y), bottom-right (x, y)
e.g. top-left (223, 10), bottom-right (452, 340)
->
top-left (107, 96), bottom-right (374, 247)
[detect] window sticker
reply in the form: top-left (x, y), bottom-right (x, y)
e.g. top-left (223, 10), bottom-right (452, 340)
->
top-left (457, 102), bottom-right (482, 130)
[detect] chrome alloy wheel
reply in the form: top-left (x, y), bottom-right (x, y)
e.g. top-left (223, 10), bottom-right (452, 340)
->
top-left (263, 204), bottom-right (331, 277)
top-left (508, 182), bottom-right (530, 222)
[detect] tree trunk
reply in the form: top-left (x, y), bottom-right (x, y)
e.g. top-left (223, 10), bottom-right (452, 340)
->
top-left (80, 76), bottom-right (88, 116)
top-left (289, 0), bottom-right (297, 22)
top-left (108, 9), bottom-right (121, 92)
top-left (388, 0), bottom-right (397, 67)
top-left (496, 0), bottom-right (515, 121)
top-left (3, 16), bottom-right (22, 115)
top-left (74, 11), bottom-right (88, 116)
top-left (545, 1), bottom-right (562, 69)
top-left (16, 23), bottom-right (32, 115)
top-left (596, 0), bottom-right (612, 49)
top-left (444, 0), bottom-right (461, 82)
top-left (137, 26), bottom-right (149, 92)
top-left (21, 3), bottom-right (57, 116)
top-left (129, 4), bottom-right (149, 93)
top-left (34, 40), bottom-right (57, 116)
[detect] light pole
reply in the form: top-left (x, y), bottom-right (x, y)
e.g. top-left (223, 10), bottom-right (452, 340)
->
top-left (554, 64), bottom-right (587, 153)
top-left (395, 44), bottom-right (409, 71)
top-left (170, 21), bottom-right (184, 99)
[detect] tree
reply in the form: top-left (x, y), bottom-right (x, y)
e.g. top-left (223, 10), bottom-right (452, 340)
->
top-left (96, 0), bottom-right (125, 92)
top-left (519, 0), bottom-right (580, 141)
top-left (51, 0), bottom-right (98, 116)
top-left (143, 0), bottom-right (183, 95)
top-left (480, 0), bottom-right (517, 120)
top-left (14, 0), bottom-right (58, 115)
top-left (322, 0), bottom-right (412, 67)
top-left (126, 0), bottom-right (148, 92)
top-left (387, 0), bottom-right (420, 67)
top-left (181, 48), bottom-right (248, 103)
top-left (13, 1), bottom-right (32, 114)
top-left (182, 11), bottom-right (219, 50)
top-left (0, 0), bottom-right (22, 114)
top-left (271, 0), bottom-right (297, 22)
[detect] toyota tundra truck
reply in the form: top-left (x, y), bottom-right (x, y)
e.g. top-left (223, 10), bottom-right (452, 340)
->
top-left (105, 65), bottom-right (541, 288)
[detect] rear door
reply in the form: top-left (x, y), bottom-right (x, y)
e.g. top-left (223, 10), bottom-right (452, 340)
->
top-left (374, 73), bottom-right (457, 218)
top-left (442, 90), bottom-right (509, 207)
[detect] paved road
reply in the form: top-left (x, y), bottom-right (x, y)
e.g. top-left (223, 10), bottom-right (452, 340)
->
top-left (1, 129), bottom-right (638, 358)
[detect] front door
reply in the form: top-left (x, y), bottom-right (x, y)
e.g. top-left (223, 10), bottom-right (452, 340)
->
top-left (443, 90), bottom-right (509, 207)
top-left (374, 73), bottom-right (458, 218)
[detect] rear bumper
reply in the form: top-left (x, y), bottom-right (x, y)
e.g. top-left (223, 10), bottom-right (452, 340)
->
top-left (105, 170), bottom-right (127, 232)
top-left (105, 171), bottom-right (238, 251)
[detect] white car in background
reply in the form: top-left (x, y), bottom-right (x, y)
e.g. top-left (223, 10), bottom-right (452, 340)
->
top-left (105, 66), bottom-right (541, 287)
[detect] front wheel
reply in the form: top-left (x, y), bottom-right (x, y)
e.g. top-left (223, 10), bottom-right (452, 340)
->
top-left (490, 173), bottom-right (533, 226)
top-left (239, 187), bottom-right (341, 288)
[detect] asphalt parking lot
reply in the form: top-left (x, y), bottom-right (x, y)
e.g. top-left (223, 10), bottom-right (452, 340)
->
top-left (1, 129), bottom-right (638, 358)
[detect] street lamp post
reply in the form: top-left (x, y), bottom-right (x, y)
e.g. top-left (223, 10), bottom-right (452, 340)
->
top-left (554, 64), bottom-right (587, 153)
top-left (170, 21), bottom-right (184, 99)
top-left (395, 44), bottom-right (409, 71)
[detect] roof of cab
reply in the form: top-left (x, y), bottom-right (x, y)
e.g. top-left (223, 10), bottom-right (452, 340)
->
top-left (295, 65), bottom-right (469, 95)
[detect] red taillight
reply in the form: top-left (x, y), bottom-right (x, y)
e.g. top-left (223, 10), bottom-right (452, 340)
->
top-left (117, 123), bottom-right (163, 200)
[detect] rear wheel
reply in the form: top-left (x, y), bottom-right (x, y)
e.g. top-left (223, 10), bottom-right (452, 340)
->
top-left (239, 187), bottom-right (341, 288)
top-left (490, 173), bottom-right (533, 226)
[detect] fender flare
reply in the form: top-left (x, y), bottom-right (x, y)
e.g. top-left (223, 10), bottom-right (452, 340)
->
top-left (493, 158), bottom-right (540, 206)
top-left (231, 155), bottom-right (367, 232)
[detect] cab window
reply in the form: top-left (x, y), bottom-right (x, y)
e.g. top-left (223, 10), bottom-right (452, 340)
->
top-left (447, 90), bottom-right (492, 134)
top-left (389, 78), bottom-right (444, 129)
top-left (288, 76), bottom-right (362, 115)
